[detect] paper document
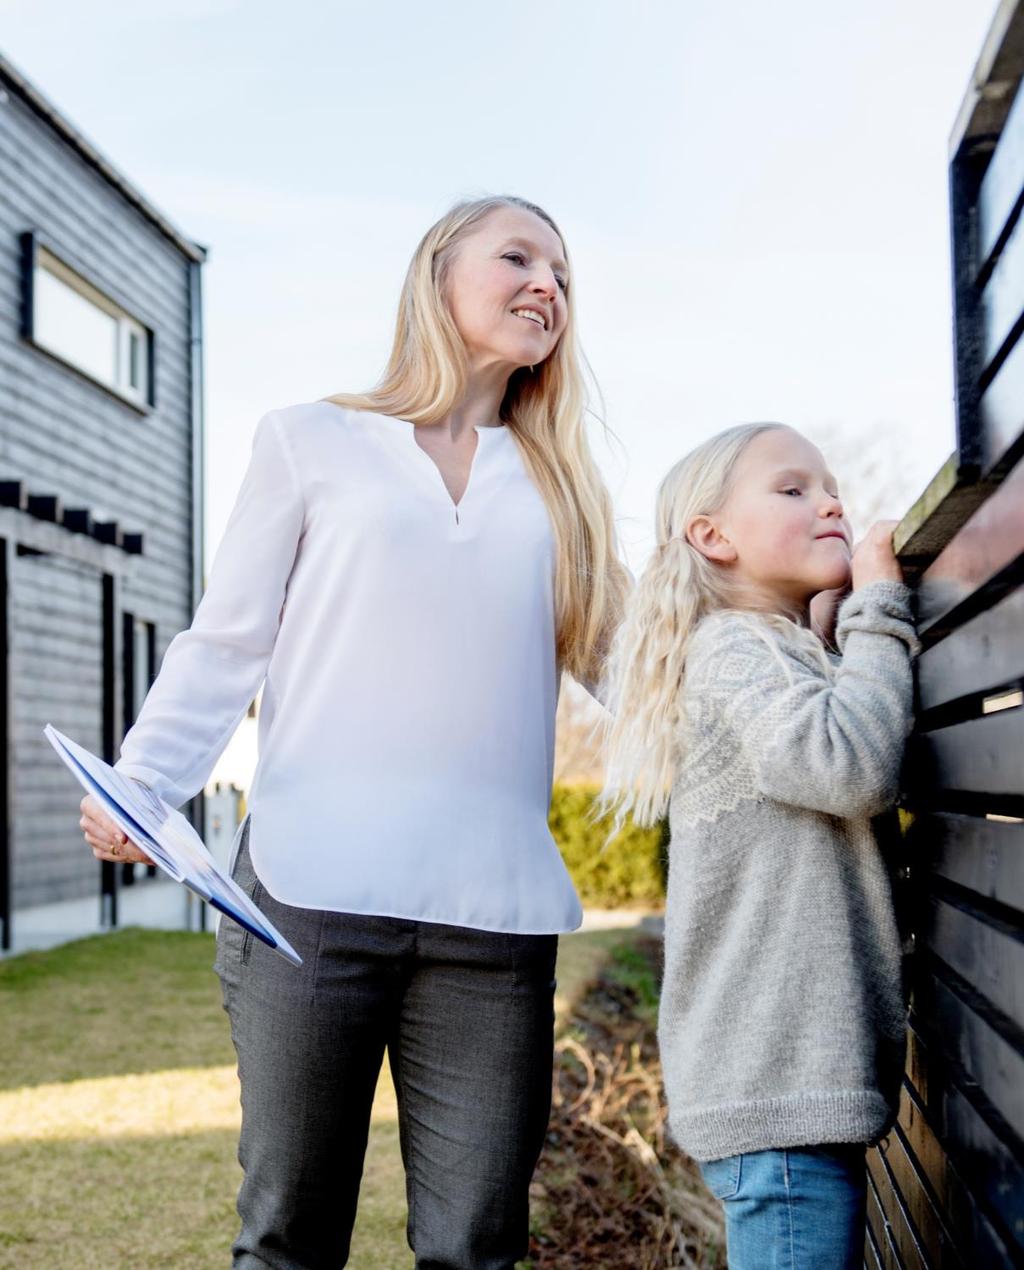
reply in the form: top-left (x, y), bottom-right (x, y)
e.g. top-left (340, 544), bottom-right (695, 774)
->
top-left (44, 725), bottom-right (301, 966)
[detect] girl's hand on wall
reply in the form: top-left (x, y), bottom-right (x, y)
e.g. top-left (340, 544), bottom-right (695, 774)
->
top-left (79, 793), bottom-right (154, 865)
top-left (851, 520), bottom-right (904, 589)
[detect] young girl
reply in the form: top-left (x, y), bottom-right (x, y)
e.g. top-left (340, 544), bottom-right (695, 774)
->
top-left (599, 422), bottom-right (920, 1269)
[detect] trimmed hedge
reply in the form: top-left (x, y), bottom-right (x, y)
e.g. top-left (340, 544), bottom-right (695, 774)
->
top-left (549, 783), bottom-right (667, 908)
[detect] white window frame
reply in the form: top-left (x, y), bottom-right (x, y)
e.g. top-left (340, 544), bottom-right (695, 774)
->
top-left (31, 245), bottom-right (151, 408)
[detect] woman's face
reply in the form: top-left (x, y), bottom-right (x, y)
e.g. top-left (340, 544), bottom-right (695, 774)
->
top-left (444, 206), bottom-right (569, 374)
top-left (695, 427), bottom-right (853, 612)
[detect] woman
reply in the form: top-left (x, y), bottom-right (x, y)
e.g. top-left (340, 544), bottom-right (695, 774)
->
top-left (79, 195), bottom-right (628, 1269)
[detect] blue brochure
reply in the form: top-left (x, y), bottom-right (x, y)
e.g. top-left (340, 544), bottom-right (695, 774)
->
top-left (44, 724), bottom-right (302, 966)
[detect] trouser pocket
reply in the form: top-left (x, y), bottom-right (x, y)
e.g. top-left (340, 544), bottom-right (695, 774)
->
top-left (215, 816), bottom-right (263, 971)
top-left (700, 1154), bottom-right (742, 1200)
top-left (226, 811), bottom-right (250, 876)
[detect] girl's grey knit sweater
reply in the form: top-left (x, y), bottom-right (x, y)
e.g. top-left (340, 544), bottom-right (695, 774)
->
top-left (659, 580), bottom-right (920, 1162)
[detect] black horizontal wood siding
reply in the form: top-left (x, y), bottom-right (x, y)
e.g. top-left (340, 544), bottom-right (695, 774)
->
top-left (0, 69), bottom-right (200, 912)
top-left (868, 5), bottom-right (1024, 1263)
top-left (10, 551), bottom-right (103, 906)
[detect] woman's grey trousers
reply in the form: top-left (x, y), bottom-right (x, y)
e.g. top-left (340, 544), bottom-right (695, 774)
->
top-left (214, 820), bottom-right (558, 1269)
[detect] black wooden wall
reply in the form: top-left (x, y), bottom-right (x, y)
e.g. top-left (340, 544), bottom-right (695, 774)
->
top-left (866, 3), bottom-right (1024, 1264)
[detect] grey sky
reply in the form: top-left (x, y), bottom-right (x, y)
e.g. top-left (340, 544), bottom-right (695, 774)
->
top-left (2, 0), bottom-right (996, 564)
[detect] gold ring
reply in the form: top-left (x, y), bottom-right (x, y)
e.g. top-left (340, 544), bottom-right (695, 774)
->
top-left (109, 842), bottom-right (121, 857)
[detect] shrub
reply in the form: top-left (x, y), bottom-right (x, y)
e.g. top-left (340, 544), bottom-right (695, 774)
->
top-left (549, 783), bottom-right (667, 908)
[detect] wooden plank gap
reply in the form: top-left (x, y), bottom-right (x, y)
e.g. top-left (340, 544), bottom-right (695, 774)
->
top-left (871, 1143), bottom-right (933, 1268)
top-left (922, 949), bottom-right (1024, 1062)
top-left (917, 550), bottom-right (1024, 648)
top-left (905, 789), bottom-right (1024, 821)
top-left (983, 687), bottom-right (1024, 713)
top-left (896, 1067), bottom-right (1018, 1265)
top-left (916, 678), bottom-right (1024, 732)
top-left (911, 1011), bottom-right (1024, 1175)
top-left (928, 875), bottom-right (1024, 943)
top-left (975, 185), bottom-right (1024, 290)
top-left (865, 1217), bottom-right (885, 1270)
top-left (867, 1164), bottom-right (907, 1269)
top-left (886, 1120), bottom-right (971, 1268)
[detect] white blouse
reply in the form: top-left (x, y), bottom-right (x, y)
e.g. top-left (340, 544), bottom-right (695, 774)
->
top-left (114, 401), bottom-right (584, 934)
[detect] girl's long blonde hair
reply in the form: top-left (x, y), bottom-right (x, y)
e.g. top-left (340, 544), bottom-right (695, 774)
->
top-left (598, 422), bottom-right (835, 831)
top-left (324, 194), bottom-right (628, 684)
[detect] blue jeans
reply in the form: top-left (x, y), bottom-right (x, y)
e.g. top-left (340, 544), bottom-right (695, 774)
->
top-left (699, 1145), bottom-right (866, 1269)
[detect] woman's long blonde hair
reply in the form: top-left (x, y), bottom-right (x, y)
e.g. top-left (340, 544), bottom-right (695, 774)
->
top-left (324, 195), bottom-right (628, 683)
top-left (598, 422), bottom-right (836, 831)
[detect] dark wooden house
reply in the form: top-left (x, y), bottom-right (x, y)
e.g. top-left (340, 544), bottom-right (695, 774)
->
top-left (0, 52), bottom-right (206, 951)
top-left (868, 1), bottom-right (1024, 1263)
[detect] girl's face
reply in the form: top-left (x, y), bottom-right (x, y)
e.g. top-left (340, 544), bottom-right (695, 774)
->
top-left (444, 206), bottom-right (569, 374)
top-left (692, 427), bottom-right (853, 613)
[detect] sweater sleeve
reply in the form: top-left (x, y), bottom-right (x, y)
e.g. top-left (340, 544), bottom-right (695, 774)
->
top-left (686, 581), bottom-right (920, 819)
top-left (113, 411), bottom-right (305, 807)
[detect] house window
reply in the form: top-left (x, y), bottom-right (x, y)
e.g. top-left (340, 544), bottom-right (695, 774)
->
top-left (25, 239), bottom-right (152, 408)
top-left (132, 618), bottom-right (156, 725)
top-left (123, 614), bottom-right (156, 724)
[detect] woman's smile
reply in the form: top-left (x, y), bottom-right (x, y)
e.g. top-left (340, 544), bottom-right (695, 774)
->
top-left (510, 305), bottom-right (548, 329)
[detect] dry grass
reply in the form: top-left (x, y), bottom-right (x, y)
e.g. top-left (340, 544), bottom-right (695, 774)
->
top-left (0, 923), bottom-right (649, 1269)
top-left (529, 938), bottom-right (726, 1269)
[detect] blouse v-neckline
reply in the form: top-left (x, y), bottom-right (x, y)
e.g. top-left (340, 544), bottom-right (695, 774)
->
top-left (412, 425), bottom-right (479, 512)
top-left (369, 411), bottom-right (510, 526)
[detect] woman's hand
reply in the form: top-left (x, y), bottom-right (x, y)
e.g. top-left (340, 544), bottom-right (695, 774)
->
top-left (79, 793), bottom-right (154, 865)
top-left (851, 520), bottom-right (904, 589)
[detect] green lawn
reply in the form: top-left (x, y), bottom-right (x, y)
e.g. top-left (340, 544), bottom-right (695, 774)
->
top-left (0, 924), bottom-right (643, 1269)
